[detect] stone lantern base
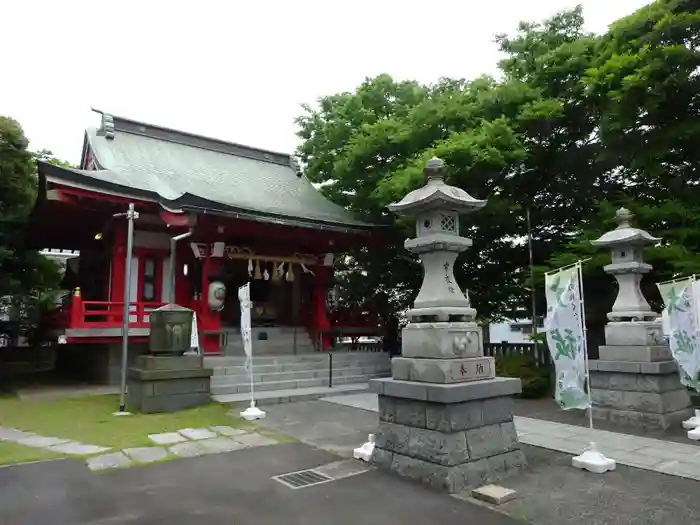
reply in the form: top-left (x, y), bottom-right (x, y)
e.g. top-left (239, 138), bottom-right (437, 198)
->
top-left (589, 321), bottom-right (693, 431)
top-left (369, 377), bottom-right (525, 493)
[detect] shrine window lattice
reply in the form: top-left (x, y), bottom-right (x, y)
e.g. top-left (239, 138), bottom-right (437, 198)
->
top-left (440, 214), bottom-right (456, 232)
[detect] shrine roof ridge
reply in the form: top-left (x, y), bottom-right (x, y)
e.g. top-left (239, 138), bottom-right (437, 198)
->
top-left (91, 109), bottom-right (293, 167)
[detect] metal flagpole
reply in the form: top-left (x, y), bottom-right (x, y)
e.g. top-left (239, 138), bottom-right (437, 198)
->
top-left (576, 260), bottom-right (594, 430)
top-left (116, 203), bottom-right (138, 415)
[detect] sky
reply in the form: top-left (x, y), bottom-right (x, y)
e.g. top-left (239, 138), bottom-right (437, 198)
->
top-left (2, 0), bottom-right (650, 165)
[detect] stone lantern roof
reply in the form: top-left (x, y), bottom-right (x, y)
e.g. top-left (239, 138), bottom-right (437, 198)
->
top-left (591, 207), bottom-right (660, 248)
top-left (387, 157), bottom-right (487, 215)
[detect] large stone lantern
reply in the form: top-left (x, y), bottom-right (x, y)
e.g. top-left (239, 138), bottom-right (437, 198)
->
top-left (369, 157), bottom-right (525, 493)
top-left (588, 207), bottom-right (693, 430)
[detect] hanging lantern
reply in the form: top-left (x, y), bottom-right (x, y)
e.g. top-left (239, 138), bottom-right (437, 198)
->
top-left (254, 260), bottom-right (262, 280)
top-left (263, 262), bottom-right (270, 281)
top-left (286, 263), bottom-right (294, 282)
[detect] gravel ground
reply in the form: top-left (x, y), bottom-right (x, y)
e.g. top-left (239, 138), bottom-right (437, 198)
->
top-left (487, 444), bottom-right (700, 525)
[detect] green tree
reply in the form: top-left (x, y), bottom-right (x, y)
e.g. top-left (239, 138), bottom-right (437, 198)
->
top-left (0, 117), bottom-right (63, 344)
top-left (297, 7), bottom-right (613, 328)
top-left (552, 0), bottom-right (700, 321)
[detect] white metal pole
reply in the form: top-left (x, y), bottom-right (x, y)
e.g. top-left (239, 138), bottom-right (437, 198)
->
top-left (577, 260), bottom-right (594, 430)
top-left (119, 203), bottom-right (136, 413)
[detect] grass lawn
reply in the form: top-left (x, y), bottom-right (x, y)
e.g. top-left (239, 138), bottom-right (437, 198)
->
top-left (0, 394), bottom-right (255, 451)
top-left (0, 442), bottom-right (65, 466)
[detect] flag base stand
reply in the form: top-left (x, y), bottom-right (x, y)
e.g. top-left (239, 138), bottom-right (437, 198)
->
top-left (687, 426), bottom-right (700, 440)
top-left (240, 401), bottom-right (266, 421)
top-left (353, 434), bottom-right (376, 462)
top-left (682, 409), bottom-right (700, 429)
top-left (572, 442), bottom-right (616, 473)
top-left (112, 411), bottom-right (132, 417)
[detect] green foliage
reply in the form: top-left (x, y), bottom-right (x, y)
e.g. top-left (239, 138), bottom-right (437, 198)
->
top-left (495, 354), bottom-right (551, 399)
top-left (0, 117), bottom-right (64, 345)
top-left (296, 0), bottom-right (700, 341)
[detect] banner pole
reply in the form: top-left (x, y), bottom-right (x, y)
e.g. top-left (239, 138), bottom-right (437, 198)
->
top-left (545, 257), bottom-right (593, 275)
top-left (576, 261), bottom-right (594, 430)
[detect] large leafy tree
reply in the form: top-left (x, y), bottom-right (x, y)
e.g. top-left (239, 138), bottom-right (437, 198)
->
top-left (0, 117), bottom-right (63, 343)
top-left (552, 0), bottom-right (700, 319)
top-left (296, 7), bottom-right (613, 331)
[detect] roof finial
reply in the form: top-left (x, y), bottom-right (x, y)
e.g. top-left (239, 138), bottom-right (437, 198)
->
top-left (615, 207), bottom-right (633, 228)
top-left (99, 113), bottom-right (115, 140)
top-left (424, 156), bottom-right (445, 183)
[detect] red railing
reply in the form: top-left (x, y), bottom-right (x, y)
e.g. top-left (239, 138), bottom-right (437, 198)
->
top-left (64, 289), bottom-right (165, 329)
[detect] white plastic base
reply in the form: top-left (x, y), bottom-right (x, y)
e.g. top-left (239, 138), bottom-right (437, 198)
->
top-left (687, 426), bottom-right (700, 440)
top-left (240, 403), bottom-right (266, 421)
top-left (572, 442), bottom-right (616, 474)
top-left (682, 409), bottom-right (700, 430)
top-left (112, 411), bottom-right (132, 417)
top-left (353, 434), bottom-right (376, 462)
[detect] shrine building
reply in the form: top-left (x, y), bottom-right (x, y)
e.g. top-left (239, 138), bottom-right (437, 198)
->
top-left (27, 111), bottom-right (384, 386)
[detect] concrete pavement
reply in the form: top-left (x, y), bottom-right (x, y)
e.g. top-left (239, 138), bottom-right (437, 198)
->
top-left (0, 442), bottom-right (521, 525)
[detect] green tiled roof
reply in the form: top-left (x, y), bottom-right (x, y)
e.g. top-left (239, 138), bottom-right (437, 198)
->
top-left (45, 112), bottom-right (372, 230)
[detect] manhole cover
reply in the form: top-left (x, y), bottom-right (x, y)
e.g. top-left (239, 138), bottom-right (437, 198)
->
top-left (273, 469), bottom-right (334, 489)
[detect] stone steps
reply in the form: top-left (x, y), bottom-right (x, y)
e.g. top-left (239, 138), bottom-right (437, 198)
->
top-left (212, 382), bottom-right (370, 405)
top-left (211, 373), bottom-right (388, 396)
top-left (206, 352), bottom-right (390, 397)
top-left (211, 365), bottom-right (385, 385)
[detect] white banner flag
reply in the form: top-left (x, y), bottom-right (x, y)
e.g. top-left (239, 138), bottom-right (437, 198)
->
top-left (190, 312), bottom-right (200, 354)
top-left (238, 283), bottom-right (253, 373)
top-left (657, 277), bottom-right (700, 391)
top-left (545, 264), bottom-right (590, 410)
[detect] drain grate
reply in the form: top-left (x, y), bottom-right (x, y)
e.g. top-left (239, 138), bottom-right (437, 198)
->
top-left (273, 468), bottom-right (334, 489)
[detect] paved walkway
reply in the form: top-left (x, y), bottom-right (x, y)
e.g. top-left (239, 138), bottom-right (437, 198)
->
top-left (0, 427), bottom-right (110, 455)
top-left (322, 393), bottom-right (700, 481)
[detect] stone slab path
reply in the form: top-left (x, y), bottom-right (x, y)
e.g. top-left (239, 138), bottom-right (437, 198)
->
top-left (323, 393), bottom-right (700, 481)
top-left (0, 427), bottom-right (110, 456)
top-left (87, 426), bottom-right (279, 471)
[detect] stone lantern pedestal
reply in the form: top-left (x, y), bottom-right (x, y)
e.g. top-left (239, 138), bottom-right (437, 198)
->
top-left (369, 158), bottom-right (525, 493)
top-left (589, 208), bottom-right (692, 430)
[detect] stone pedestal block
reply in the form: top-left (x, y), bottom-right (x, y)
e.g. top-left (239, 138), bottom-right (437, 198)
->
top-left (604, 321), bottom-right (666, 347)
top-left (589, 359), bottom-right (693, 431)
top-left (391, 356), bottom-right (495, 383)
top-left (370, 377), bottom-right (525, 493)
top-left (127, 355), bottom-right (212, 413)
top-left (402, 322), bottom-right (482, 359)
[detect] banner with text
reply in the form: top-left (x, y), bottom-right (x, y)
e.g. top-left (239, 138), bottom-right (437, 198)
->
top-left (545, 264), bottom-right (590, 410)
top-left (657, 277), bottom-right (700, 391)
top-left (238, 283), bottom-right (253, 374)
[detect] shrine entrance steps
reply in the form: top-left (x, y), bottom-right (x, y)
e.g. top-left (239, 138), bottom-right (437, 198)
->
top-left (219, 326), bottom-right (315, 356)
top-left (205, 352), bottom-right (391, 404)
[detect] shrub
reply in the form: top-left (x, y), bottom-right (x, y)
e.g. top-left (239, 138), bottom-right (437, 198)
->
top-left (495, 354), bottom-right (550, 399)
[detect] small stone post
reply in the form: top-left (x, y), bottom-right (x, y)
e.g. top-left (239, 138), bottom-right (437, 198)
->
top-left (369, 157), bottom-right (525, 493)
top-left (589, 207), bottom-right (693, 430)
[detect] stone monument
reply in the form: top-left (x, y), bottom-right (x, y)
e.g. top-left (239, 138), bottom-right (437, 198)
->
top-left (128, 304), bottom-right (212, 413)
top-left (369, 157), bottom-right (525, 493)
top-left (589, 207), bottom-right (693, 430)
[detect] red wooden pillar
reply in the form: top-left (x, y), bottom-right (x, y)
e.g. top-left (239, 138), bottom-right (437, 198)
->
top-left (198, 244), bottom-right (223, 354)
top-left (312, 265), bottom-right (332, 350)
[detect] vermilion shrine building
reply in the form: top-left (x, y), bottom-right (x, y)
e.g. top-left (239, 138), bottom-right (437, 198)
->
top-left (28, 111), bottom-right (379, 382)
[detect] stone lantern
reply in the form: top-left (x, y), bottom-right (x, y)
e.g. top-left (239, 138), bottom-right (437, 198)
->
top-left (588, 207), bottom-right (693, 430)
top-left (369, 157), bottom-right (525, 493)
top-left (592, 207), bottom-right (660, 323)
